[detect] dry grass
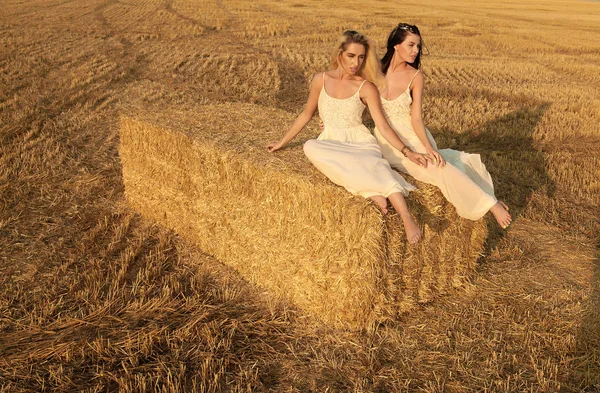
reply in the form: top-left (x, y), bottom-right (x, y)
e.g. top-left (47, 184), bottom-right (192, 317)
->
top-left (1, 0), bottom-right (599, 391)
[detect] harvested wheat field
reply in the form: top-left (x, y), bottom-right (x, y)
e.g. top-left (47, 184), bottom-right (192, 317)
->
top-left (1, 0), bottom-right (599, 391)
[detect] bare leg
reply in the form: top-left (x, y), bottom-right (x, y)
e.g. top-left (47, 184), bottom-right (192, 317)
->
top-left (369, 195), bottom-right (388, 215)
top-left (388, 192), bottom-right (422, 244)
top-left (490, 201), bottom-right (512, 229)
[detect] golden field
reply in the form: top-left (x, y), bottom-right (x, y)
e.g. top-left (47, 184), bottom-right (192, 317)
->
top-left (1, 0), bottom-right (599, 391)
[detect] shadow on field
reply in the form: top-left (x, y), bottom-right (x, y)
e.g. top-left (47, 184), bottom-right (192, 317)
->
top-left (0, 213), bottom-right (300, 391)
top-left (434, 102), bottom-right (552, 257)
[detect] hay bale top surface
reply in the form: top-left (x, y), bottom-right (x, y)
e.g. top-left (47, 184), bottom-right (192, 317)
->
top-left (123, 102), bottom-right (323, 180)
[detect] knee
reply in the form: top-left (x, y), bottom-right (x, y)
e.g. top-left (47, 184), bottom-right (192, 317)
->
top-left (303, 139), bottom-right (317, 159)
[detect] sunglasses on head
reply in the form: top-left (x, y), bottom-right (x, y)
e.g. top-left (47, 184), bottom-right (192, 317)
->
top-left (395, 24), bottom-right (417, 34)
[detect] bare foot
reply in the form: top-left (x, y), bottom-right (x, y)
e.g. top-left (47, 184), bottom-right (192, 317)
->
top-left (490, 201), bottom-right (512, 229)
top-left (401, 213), bottom-right (422, 244)
top-left (369, 195), bottom-right (388, 215)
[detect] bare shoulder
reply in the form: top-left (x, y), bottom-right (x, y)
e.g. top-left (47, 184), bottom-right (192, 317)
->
top-left (311, 72), bottom-right (325, 84)
top-left (361, 79), bottom-right (377, 90)
top-left (412, 70), bottom-right (425, 88)
top-left (307, 72), bottom-right (326, 93)
top-left (359, 80), bottom-right (379, 97)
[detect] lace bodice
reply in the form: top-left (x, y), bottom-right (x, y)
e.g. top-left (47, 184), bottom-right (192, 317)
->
top-left (317, 74), bottom-right (374, 144)
top-left (381, 87), bottom-right (412, 121)
top-left (381, 70), bottom-right (420, 122)
top-left (319, 85), bottom-right (365, 129)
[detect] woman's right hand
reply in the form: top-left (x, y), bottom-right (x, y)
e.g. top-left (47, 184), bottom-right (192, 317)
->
top-left (266, 141), bottom-right (284, 152)
top-left (425, 146), bottom-right (446, 168)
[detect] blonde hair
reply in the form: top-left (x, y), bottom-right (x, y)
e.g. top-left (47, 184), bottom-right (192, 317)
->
top-left (329, 30), bottom-right (385, 90)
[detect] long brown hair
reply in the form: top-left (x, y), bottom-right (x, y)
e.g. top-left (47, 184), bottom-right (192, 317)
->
top-left (381, 23), bottom-right (423, 74)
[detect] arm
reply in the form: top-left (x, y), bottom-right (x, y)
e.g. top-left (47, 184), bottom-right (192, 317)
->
top-left (361, 82), bottom-right (429, 167)
top-left (410, 73), bottom-right (445, 167)
top-left (267, 73), bottom-right (321, 152)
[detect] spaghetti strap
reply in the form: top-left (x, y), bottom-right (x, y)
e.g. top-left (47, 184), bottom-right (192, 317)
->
top-left (322, 72), bottom-right (326, 88)
top-left (406, 70), bottom-right (421, 90)
top-left (358, 79), bottom-right (368, 92)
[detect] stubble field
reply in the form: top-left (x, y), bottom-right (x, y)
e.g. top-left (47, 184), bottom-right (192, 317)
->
top-left (1, 0), bottom-right (599, 391)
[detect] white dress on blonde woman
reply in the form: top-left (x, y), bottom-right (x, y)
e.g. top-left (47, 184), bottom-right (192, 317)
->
top-left (303, 73), bottom-right (415, 198)
top-left (374, 70), bottom-right (497, 220)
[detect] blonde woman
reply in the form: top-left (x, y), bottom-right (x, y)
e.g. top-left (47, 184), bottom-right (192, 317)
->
top-left (267, 30), bottom-right (429, 244)
top-left (374, 23), bottom-right (512, 228)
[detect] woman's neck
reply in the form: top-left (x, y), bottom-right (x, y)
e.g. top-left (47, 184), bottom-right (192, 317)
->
top-left (336, 66), bottom-right (356, 80)
top-left (388, 54), bottom-right (410, 73)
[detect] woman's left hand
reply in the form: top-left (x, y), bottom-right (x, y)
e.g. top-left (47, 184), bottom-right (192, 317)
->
top-left (406, 151), bottom-right (430, 167)
top-left (426, 147), bottom-right (446, 168)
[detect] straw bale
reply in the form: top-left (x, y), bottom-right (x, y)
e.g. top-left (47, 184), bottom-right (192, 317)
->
top-left (119, 102), bottom-right (488, 329)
